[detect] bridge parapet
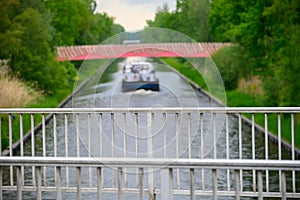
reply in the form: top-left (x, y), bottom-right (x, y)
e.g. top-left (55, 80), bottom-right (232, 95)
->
top-left (57, 42), bottom-right (230, 61)
top-left (0, 107), bottom-right (299, 199)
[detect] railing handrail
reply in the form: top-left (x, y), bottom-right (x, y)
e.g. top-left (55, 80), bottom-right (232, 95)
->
top-left (0, 157), bottom-right (300, 170)
top-left (0, 107), bottom-right (300, 113)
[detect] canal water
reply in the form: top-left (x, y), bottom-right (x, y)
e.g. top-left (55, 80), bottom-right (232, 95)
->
top-left (3, 57), bottom-right (297, 199)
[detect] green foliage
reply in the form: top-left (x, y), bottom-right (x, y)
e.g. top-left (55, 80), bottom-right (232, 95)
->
top-left (147, 4), bottom-right (179, 30)
top-left (0, 0), bottom-right (22, 58)
top-left (209, 0), bottom-right (300, 107)
top-left (0, 0), bottom-right (124, 96)
top-left (46, 0), bottom-right (124, 46)
top-left (212, 45), bottom-right (248, 91)
top-left (82, 13), bottom-right (124, 44)
top-left (176, 0), bottom-right (212, 41)
top-left (226, 90), bottom-right (261, 107)
top-left (146, 0), bottom-right (211, 42)
top-left (46, 0), bottom-right (91, 46)
top-left (7, 8), bottom-right (74, 94)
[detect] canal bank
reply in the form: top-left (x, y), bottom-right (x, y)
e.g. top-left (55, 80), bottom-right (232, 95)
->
top-left (161, 57), bottom-right (300, 157)
top-left (1, 68), bottom-right (95, 156)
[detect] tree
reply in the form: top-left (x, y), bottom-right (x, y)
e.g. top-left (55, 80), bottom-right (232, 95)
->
top-left (209, 0), bottom-right (300, 106)
top-left (10, 8), bottom-right (75, 94)
top-left (212, 45), bottom-right (247, 90)
top-left (0, 0), bottom-right (22, 59)
top-left (0, 0), bottom-right (124, 95)
top-left (261, 0), bottom-right (300, 106)
top-left (46, 0), bottom-right (91, 46)
top-left (147, 4), bottom-right (179, 30)
top-left (147, 1), bottom-right (211, 42)
top-left (177, 0), bottom-right (212, 41)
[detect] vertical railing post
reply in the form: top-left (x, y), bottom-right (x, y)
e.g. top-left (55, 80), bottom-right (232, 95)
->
top-left (16, 166), bottom-right (22, 200)
top-left (291, 114), bottom-right (296, 193)
top-left (111, 113), bottom-right (116, 188)
top-left (0, 166), bottom-right (2, 200)
top-left (264, 114), bottom-right (269, 192)
top-left (163, 113), bottom-right (167, 159)
top-left (251, 113), bottom-right (256, 192)
top-left (281, 171), bottom-right (286, 200)
top-left (212, 169), bottom-right (217, 200)
top-left (200, 113), bottom-right (205, 191)
top-left (175, 112), bottom-right (180, 190)
top-left (36, 166), bottom-right (42, 200)
top-left (123, 113), bottom-right (128, 188)
top-left (161, 168), bottom-right (173, 200)
top-left (213, 113), bottom-right (217, 159)
top-left (31, 114), bottom-right (36, 187)
top-left (188, 113), bottom-right (192, 159)
top-left (0, 116), bottom-right (1, 154)
top-left (99, 113), bottom-right (103, 158)
top-left (226, 113), bottom-right (230, 191)
top-left (135, 113), bottom-right (138, 159)
top-left (138, 168), bottom-right (144, 200)
top-left (76, 114), bottom-right (80, 158)
top-left (53, 114), bottom-right (57, 157)
top-left (234, 170), bottom-right (240, 200)
top-left (278, 113), bottom-right (282, 191)
top-left (88, 113), bottom-right (92, 188)
top-left (65, 114), bottom-right (70, 188)
top-left (238, 114), bottom-right (243, 191)
top-left (257, 170), bottom-right (263, 200)
top-left (135, 112), bottom-right (139, 189)
top-left (42, 114), bottom-right (47, 187)
top-left (190, 168), bottom-right (195, 200)
top-left (97, 167), bottom-right (102, 200)
top-left (56, 166), bottom-right (62, 200)
top-left (147, 112), bottom-right (155, 199)
top-left (9, 114), bottom-right (13, 186)
top-left (76, 167), bottom-right (82, 200)
top-left (20, 114), bottom-right (24, 185)
top-left (118, 167), bottom-right (123, 200)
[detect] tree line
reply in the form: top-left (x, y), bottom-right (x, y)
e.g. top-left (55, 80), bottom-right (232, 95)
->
top-left (0, 0), bottom-right (124, 95)
top-left (147, 0), bottom-right (300, 106)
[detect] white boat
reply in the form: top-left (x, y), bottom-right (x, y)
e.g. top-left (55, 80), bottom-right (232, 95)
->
top-left (122, 62), bottom-right (159, 92)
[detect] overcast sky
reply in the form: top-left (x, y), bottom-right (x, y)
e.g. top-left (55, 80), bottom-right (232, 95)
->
top-left (95, 0), bottom-right (176, 32)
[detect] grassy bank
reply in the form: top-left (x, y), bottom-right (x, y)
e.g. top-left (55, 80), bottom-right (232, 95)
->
top-left (0, 59), bottom-right (108, 151)
top-left (162, 57), bottom-right (300, 149)
top-left (0, 77), bottom-right (72, 150)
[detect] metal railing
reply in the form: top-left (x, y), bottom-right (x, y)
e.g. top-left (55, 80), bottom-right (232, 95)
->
top-left (0, 107), bottom-right (300, 199)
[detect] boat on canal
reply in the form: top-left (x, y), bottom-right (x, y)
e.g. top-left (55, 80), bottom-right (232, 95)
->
top-left (122, 61), bottom-right (159, 92)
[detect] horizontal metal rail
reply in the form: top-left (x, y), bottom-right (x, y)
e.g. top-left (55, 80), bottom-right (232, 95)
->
top-left (0, 107), bottom-right (300, 113)
top-left (1, 157), bottom-right (300, 169)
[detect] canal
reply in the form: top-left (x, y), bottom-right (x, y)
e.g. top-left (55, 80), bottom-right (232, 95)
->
top-left (3, 57), bottom-right (297, 199)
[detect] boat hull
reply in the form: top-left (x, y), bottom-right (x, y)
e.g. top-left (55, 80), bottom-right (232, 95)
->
top-left (122, 80), bottom-right (159, 92)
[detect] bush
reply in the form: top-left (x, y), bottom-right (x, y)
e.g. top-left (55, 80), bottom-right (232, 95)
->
top-left (211, 45), bottom-right (247, 91)
top-left (0, 72), bottom-right (37, 107)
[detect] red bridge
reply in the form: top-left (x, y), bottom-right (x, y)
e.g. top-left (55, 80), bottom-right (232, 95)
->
top-left (57, 43), bottom-right (230, 61)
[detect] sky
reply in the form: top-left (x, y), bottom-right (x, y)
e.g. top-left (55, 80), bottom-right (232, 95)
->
top-left (96, 0), bottom-right (176, 32)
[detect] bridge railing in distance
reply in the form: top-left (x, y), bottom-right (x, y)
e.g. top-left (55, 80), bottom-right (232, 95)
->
top-left (0, 107), bottom-right (299, 200)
